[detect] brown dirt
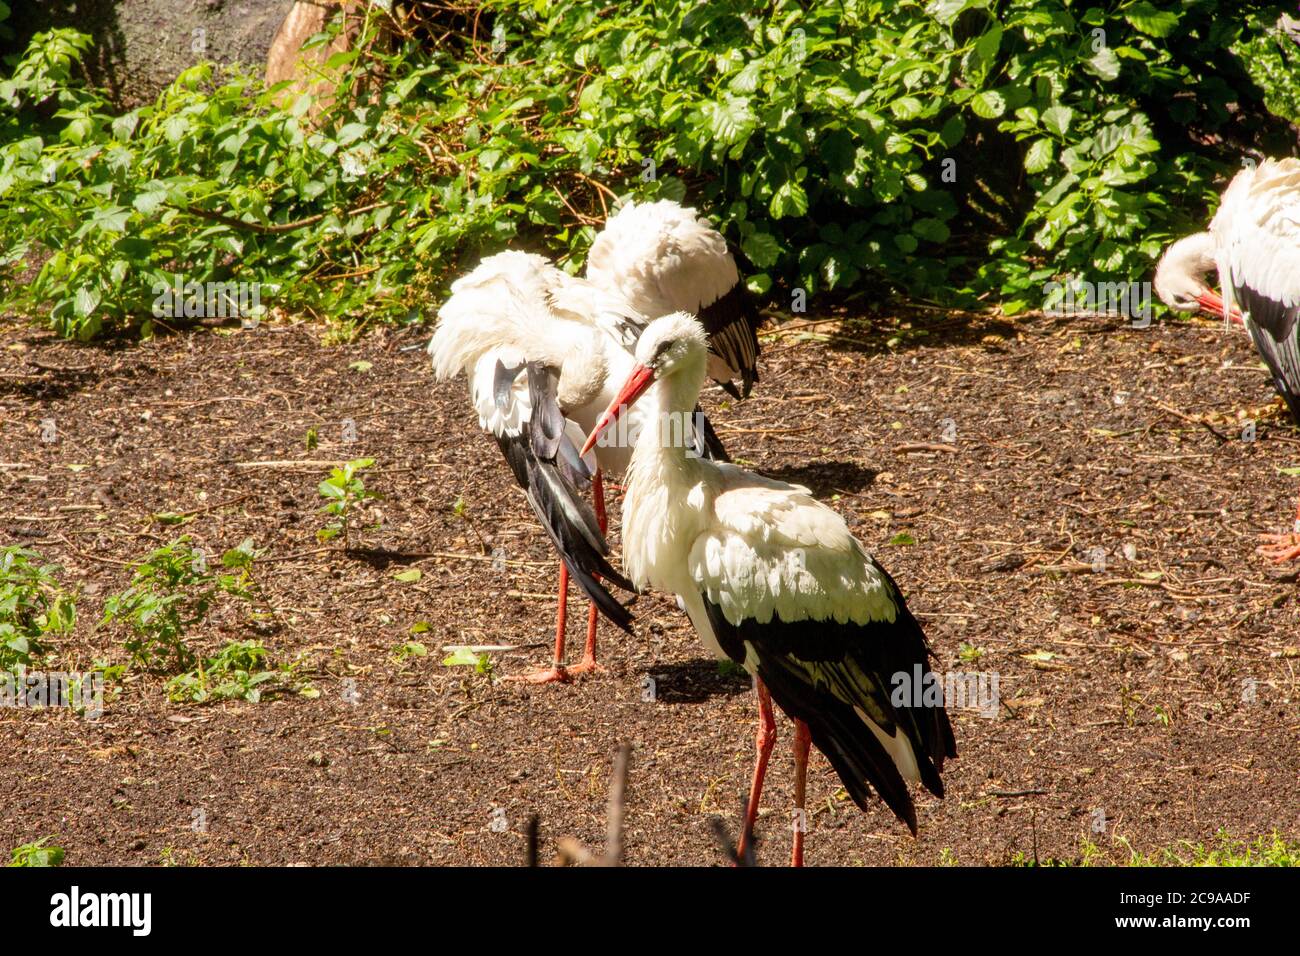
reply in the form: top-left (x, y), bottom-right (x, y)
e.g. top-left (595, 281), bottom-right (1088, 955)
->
top-left (1, 309), bottom-right (1297, 867)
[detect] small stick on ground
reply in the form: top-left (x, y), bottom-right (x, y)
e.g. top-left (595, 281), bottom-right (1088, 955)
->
top-left (526, 814), bottom-right (540, 868)
top-left (547, 742), bottom-right (632, 867)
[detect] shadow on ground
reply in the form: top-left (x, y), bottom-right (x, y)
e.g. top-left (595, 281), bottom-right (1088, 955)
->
top-left (640, 660), bottom-right (751, 704)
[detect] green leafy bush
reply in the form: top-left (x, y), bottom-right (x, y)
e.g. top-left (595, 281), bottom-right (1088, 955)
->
top-left (0, 546), bottom-right (75, 673)
top-left (1235, 10), bottom-right (1300, 124)
top-left (165, 639), bottom-right (306, 704)
top-left (102, 537), bottom-right (257, 672)
top-left (8, 837), bottom-right (64, 867)
top-left (0, 2), bottom-right (1295, 338)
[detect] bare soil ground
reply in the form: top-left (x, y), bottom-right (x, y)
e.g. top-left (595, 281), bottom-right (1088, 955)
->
top-left (1, 309), bottom-right (1297, 866)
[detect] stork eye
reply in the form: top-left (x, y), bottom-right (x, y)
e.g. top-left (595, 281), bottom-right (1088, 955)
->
top-left (649, 339), bottom-right (673, 365)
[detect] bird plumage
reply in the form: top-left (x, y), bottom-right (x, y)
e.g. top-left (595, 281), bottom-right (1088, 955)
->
top-left (596, 313), bottom-right (954, 834)
top-left (1210, 157), bottom-right (1300, 424)
top-left (586, 199), bottom-right (765, 397)
top-left (1154, 232), bottom-right (1220, 312)
top-left (464, 344), bottom-right (636, 631)
top-left (431, 254), bottom-right (643, 632)
top-left (431, 235), bottom-right (738, 639)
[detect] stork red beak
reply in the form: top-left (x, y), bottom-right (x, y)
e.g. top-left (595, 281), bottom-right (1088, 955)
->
top-left (580, 363), bottom-right (655, 457)
top-left (1196, 289), bottom-right (1244, 326)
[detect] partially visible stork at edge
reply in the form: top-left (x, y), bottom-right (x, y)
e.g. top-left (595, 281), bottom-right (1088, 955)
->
top-left (1156, 157), bottom-right (1300, 561)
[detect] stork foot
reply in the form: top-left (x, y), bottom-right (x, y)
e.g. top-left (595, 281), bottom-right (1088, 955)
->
top-left (1258, 532), bottom-right (1300, 563)
top-left (505, 665), bottom-right (574, 685)
top-left (505, 657), bottom-right (603, 684)
top-left (564, 654), bottom-right (604, 677)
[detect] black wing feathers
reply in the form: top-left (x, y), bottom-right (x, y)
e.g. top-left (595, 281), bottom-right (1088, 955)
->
top-left (492, 360), bottom-right (635, 632)
top-left (526, 363), bottom-right (567, 461)
top-left (698, 283), bottom-right (765, 399)
top-left (691, 405), bottom-right (731, 463)
top-left (1237, 283), bottom-right (1300, 425)
top-left (703, 562), bottom-right (954, 834)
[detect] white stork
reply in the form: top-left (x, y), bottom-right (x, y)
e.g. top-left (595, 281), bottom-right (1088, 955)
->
top-left (1157, 157), bottom-right (1300, 561)
top-left (586, 199), bottom-right (764, 398)
top-left (580, 313), bottom-right (955, 864)
top-left (430, 200), bottom-right (760, 681)
top-left (430, 252), bottom-right (639, 684)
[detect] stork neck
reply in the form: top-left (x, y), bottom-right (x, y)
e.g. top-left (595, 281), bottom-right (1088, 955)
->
top-left (621, 361), bottom-right (711, 593)
top-left (626, 364), bottom-right (707, 495)
top-left (1162, 232), bottom-right (1217, 281)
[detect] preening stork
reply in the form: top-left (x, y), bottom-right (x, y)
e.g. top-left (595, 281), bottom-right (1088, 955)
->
top-left (430, 252), bottom-right (639, 684)
top-left (1154, 233), bottom-right (1243, 326)
top-left (581, 314), bottom-right (955, 865)
top-left (429, 201), bottom-right (760, 681)
top-left (586, 199), bottom-right (765, 398)
top-left (1157, 157), bottom-right (1300, 561)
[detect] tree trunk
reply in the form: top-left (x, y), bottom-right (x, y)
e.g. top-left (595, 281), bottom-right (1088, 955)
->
top-left (265, 1), bottom-right (375, 117)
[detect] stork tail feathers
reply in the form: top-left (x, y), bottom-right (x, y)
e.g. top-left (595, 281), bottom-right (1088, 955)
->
top-left (702, 592), bottom-right (954, 834)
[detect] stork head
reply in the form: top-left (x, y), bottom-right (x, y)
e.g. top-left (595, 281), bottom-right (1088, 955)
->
top-left (1154, 232), bottom-right (1239, 320)
top-left (581, 312), bottom-right (708, 455)
top-left (633, 311), bottom-right (709, 376)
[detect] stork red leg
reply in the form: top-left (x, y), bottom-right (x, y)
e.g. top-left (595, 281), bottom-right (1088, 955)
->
top-left (791, 719), bottom-right (811, 868)
top-left (507, 563), bottom-right (575, 684)
top-left (1257, 497), bottom-right (1300, 563)
top-left (735, 678), bottom-right (777, 864)
top-left (508, 471), bottom-right (611, 683)
top-left (566, 469), bottom-right (607, 677)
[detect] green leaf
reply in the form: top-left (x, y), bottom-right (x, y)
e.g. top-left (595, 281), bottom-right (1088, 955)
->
top-left (1085, 46), bottom-right (1121, 81)
top-left (1024, 139), bottom-right (1053, 173)
top-left (969, 90), bottom-right (1005, 119)
top-left (927, 0), bottom-right (985, 26)
top-left (887, 532), bottom-right (916, 546)
top-left (1124, 2), bottom-right (1178, 38)
top-left (393, 568), bottom-right (422, 583)
top-left (318, 481), bottom-right (345, 499)
top-left (741, 231), bottom-right (781, 268)
top-left (132, 190), bottom-right (168, 216)
top-left (442, 648), bottom-right (481, 668)
top-left (891, 96), bottom-right (924, 120)
top-left (73, 286), bottom-right (100, 318)
top-left (769, 181), bottom-right (808, 220)
top-left (939, 114), bottom-right (966, 147)
top-left (1041, 105), bottom-right (1073, 137)
top-left (83, 208), bottom-right (130, 236)
top-left (111, 112), bottom-right (139, 142)
top-left (707, 96), bottom-right (756, 147)
top-left (893, 234), bottom-right (919, 254)
top-left (972, 25), bottom-right (1002, 67)
top-left (912, 218), bottom-right (950, 243)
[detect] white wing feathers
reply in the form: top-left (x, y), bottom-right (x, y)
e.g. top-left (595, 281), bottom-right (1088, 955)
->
top-left (428, 252), bottom-right (562, 382)
top-left (468, 347), bottom-right (530, 437)
top-left (1210, 158), bottom-right (1300, 418)
top-left (687, 470), bottom-right (899, 628)
top-left (586, 199), bottom-right (739, 317)
top-left (1212, 158), bottom-right (1300, 320)
top-left (430, 251), bottom-right (644, 381)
